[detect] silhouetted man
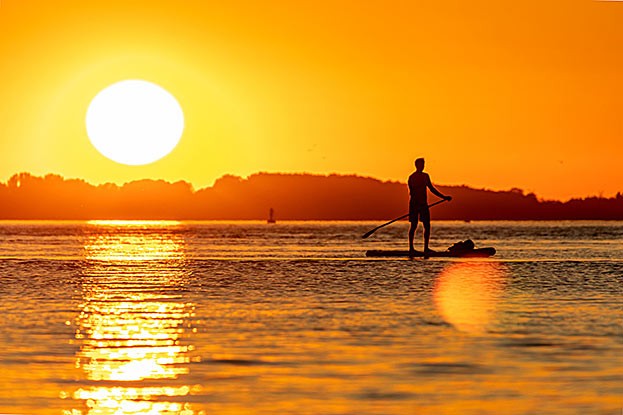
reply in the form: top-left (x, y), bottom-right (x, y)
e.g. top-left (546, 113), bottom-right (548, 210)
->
top-left (408, 158), bottom-right (451, 254)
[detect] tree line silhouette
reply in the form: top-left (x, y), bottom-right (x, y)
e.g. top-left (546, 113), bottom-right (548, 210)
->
top-left (0, 172), bottom-right (621, 220)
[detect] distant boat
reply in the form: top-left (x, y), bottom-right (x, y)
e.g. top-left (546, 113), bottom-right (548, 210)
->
top-left (267, 208), bottom-right (276, 224)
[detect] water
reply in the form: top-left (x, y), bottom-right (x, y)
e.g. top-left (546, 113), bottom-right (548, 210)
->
top-left (0, 221), bottom-right (621, 415)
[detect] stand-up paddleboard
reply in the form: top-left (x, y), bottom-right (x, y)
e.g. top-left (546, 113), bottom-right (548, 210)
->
top-left (366, 247), bottom-right (496, 258)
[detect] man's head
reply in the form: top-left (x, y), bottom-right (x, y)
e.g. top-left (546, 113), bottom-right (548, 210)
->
top-left (415, 158), bottom-right (425, 171)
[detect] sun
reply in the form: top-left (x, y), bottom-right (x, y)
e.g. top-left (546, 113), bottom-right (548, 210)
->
top-left (86, 80), bottom-right (184, 166)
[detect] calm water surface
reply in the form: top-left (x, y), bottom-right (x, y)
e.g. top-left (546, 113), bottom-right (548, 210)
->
top-left (0, 221), bottom-right (621, 415)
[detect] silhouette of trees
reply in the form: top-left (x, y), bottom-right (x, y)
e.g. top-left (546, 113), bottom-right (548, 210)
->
top-left (0, 172), bottom-right (621, 220)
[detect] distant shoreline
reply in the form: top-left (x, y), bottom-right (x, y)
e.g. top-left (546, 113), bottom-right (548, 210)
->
top-left (1, 172), bottom-right (621, 220)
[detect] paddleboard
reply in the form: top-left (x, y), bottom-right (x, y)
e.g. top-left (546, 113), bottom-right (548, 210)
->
top-left (366, 247), bottom-right (496, 258)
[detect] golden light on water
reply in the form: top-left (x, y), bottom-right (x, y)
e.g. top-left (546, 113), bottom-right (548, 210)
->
top-left (66, 222), bottom-right (203, 415)
top-left (433, 262), bottom-right (507, 334)
top-left (86, 220), bottom-right (183, 227)
top-left (84, 221), bottom-right (184, 262)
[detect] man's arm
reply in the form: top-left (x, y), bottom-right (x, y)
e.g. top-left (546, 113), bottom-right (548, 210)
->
top-left (427, 175), bottom-right (452, 201)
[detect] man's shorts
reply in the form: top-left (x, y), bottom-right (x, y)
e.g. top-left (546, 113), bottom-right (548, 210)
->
top-left (409, 202), bottom-right (430, 224)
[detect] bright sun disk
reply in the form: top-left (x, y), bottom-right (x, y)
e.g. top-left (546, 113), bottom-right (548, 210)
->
top-left (86, 80), bottom-right (184, 166)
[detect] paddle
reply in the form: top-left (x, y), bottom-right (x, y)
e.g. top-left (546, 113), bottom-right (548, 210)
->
top-left (361, 199), bottom-right (449, 239)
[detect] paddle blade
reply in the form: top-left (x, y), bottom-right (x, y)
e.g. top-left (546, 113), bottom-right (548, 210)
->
top-left (361, 229), bottom-right (376, 239)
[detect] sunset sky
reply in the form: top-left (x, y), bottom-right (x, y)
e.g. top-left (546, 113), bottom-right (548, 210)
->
top-left (1, 0), bottom-right (621, 200)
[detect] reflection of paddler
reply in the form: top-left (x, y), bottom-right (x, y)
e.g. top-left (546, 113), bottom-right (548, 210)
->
top-left (408, 158), bottom-right (452, 254)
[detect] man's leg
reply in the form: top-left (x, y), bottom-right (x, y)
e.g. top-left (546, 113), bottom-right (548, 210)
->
top-left (421, 206), bottom-right (432, 252)
top-left (409, 221), bottom-right (417, 253)
top-left (423, 220), bottom-right (431, 252)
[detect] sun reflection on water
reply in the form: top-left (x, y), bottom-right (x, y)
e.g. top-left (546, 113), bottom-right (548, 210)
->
top-left (433, 262), bottom-right (507, 334)
top-left (66, 221), bottom-right (203, 415)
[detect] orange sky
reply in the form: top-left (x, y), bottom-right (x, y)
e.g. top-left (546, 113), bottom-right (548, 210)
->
top-left (0, 0), bottom-right (621, 201)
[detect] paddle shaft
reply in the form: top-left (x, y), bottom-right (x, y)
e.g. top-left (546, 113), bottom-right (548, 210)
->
top-left (361, 199), bottom-right (448, 239)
